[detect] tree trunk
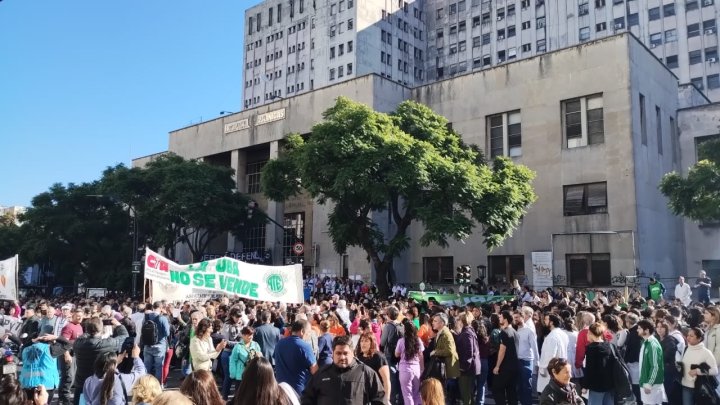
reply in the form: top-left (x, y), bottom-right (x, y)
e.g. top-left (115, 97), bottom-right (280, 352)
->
top-left (374, 260), bottom-right (392, 298)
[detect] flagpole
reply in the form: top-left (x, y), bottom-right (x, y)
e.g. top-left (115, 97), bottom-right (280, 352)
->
top-left (14, 254), bottom-right (19, 301)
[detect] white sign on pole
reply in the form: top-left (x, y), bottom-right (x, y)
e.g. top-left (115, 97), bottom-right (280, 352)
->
top-left (531, 251), bottom-right (554, 289)
top-left (144, 249), bottom-right (304, 303)
top-left (0, 255), bottom-right (18, 301)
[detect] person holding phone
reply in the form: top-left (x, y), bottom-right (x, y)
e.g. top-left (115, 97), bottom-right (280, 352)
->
top-left (189, 319), bottom-right (226, 371)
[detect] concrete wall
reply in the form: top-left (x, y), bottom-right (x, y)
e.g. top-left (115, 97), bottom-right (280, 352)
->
top-left (627, 38), bottom-right (689, 282)
top-left (677, 102), bottom-right (720, 277)
top-left (409, 35), bottom-right (643, 286)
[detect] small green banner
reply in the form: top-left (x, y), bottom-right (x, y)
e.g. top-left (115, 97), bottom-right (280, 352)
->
top-left (407, 291), bottom-right (516, 306)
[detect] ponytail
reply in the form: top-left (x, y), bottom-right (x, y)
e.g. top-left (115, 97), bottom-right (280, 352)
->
top-left (94, 352), bottom-right (118, 405)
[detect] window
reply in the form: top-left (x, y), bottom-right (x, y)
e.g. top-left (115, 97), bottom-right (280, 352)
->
top-left (522, 0), bottom-right (531, 7)
top-left (348, 40), bottom-right (353, 52)
top-left (522, 43), bottom-right (531, 52)
top-left (688, 23), bottom-right (700, 37)
top-left (450, 2), bottom-right (457, 14)
top-left (663, 3), bottom-right (675, 16)
top-left (709, 74), bottom-right (720, 90)
top-left (564, 182), bottom-right (608, 216)
top-left (564, 94), bottom-right (604, 148)
top-left (508, 4), bottom-right (515, 16)
top-left (650, 32), bottom-right (663, 47)
top-left (537, 39), bottom-right (546, 52)
top-left (482, 33), bottom-right (491, 44)
top-left (339, 43), bottom-right (344, 55)
top-left (459, 21), bottom-right (466, 32)
top-left (330, 47), bottom-right (336, 58)
top-left (628, 13), bottom-right (639, 26)
top-left (243, 223), bottom-right (267, 256)
top-left (522, 21), bottom-right (531, 29)
top-left (459, 0), bottom-right (467, 11)
top-left (580, 27), bottom-right (590, 41)
top-left (640, 93), bottom-right (647, 145)
top-left (614, 17), bottom-right (625, 29)
top-left (567, 253), bottom-right (611, 286)
top-left (508, 26), bottom-right (516, 37)
top-left (705, 19), bottom-right (717, 34)
top-left (489, 255), bottom-right (525, 285)
top-left (687, 0), bottom-right (699, 9)
top-left (437, 7), bottom-right (444, 19)
top-left (702, 0), bottom-right (715, 6)
top-left (579, 0), bottom-right (589, 15)
top-left (338, 65), bottom-right (344, 77)
top-left (277, 4), bottom-right (282, 23)
top-left (473, 16), bottom-right (481, 27)
top-left (459, 40), bottom-right (467, 52)
top-left (436, 29), bottom-right (444, 39)
top-left (473, 36), bottom-right (482, 47)
top-left (537, 17), bottom-right (545, 28)
top-left (656, 106), bottom-right (663, 154)
top-left (706, 47), bottom-right (718, 61)
top-left (246, 160), bottom-right (268, 194)
top-left (487, 110), bottom-right (522, 158)
top-left (666, 54), bottom-right (679, 68)
top-left (329, 68), bottom-right (336, 80)
top-left (483, 54), bottom-right (491, 66)
top-left (348, 18), bottom-right (354, 29)
top-left (497, 8), bottom-right (505, 19)
top-left (597, 22), bottom-right (607, 31)
top-left (268, 7), bottom-right (273, 26)
top-left (691, 77), bottom-right (704, 90)
top-left (450, 25), bottom-right (458, 35)
top-left (649, 7), bottom-right (661, 21)
top-left (497, 50), bottom-right (506, 62)
top-left (665, 29), bottom-right (677, 42)
top-left (596, 0), bottom-right (606, 6)
top-left (690, 50), bottom-right (702, 65)
top-left (670, 116), bottom-right (678, 163)
top-left (423, 257), bottom-right (454, 283)
top-left (497, 28), bottom-right (505, 39)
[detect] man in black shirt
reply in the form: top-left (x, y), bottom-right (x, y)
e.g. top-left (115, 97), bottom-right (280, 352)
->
top-left (492, 310), bottom-right (519, 405)
top-left (695, 270), bottom-right (712, 305)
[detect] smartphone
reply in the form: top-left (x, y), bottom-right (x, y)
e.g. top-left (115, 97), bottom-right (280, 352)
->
top-left (102, 319), bottom-right (112, 326)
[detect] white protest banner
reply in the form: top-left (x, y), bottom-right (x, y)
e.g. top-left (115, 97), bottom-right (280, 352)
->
top-left (0, 315), bottom-right (22, 337)
top-left (0, 255), bottom-right (18, 301)
top-left (531, 251), bottom-right (554, 288)
top-left (144, 248), bottom-right (304, 304)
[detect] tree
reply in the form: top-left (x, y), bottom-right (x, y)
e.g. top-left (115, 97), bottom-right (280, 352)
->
top-left (660, 138), bottom-right (720, 222)
top-left (101, 154), bottom-right (264, 262)
top-left (262, 97), bottom-right (536, 296)
top-left (0, 213), bottom-right (22, 260)
top-left (20, 182), bottom-right (133, 288)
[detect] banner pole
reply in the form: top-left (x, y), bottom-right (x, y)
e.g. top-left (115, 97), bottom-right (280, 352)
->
top-left (15, 254), bottom-right (19, 301)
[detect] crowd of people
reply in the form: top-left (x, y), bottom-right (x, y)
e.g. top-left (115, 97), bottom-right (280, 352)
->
top-left (0, 271), bottom-right (717, 405)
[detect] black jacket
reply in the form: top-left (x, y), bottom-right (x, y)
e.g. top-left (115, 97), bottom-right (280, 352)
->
top-left (624, 325), bottom-right (642, 363)
top-left (301, 360), bottom-right (386, 405)
top-left (582, 342), bottom-right (615, 392)
top-left (539, 379), bottom-right (584, 405)
top-left (73, 326), bottom-right (128, 385)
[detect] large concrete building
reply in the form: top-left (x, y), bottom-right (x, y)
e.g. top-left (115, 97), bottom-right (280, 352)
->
top-left (242, 0), bottom-right (720, 107)
top-left (140, 33), bottom-right (720, 290)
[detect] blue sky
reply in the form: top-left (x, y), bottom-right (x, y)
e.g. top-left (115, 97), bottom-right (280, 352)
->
top-left (0, 0), bottom-right (259, 206)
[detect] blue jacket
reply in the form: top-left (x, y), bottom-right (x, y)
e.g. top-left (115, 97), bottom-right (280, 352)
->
top-left (143, 313), bottom-right (171, 345)
top-left (317, 333), bottom-right (333, 366)
top-left (20, 342), bottom-right (60, 389)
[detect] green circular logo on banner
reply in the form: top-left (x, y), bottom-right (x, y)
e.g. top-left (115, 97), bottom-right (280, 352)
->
top-left (266, 273), bottom-right (285, 295)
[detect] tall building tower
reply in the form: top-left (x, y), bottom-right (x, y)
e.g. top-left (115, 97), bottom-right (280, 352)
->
top-left (242, 0), bottom-right (429, 109)
top-left (427, 0), bottom-right (720, 100)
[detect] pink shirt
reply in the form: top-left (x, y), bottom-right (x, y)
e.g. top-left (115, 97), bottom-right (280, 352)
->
top-left (61, 322), bottom-right (83, 343)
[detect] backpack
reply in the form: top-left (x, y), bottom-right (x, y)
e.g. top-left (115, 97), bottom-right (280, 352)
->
top-left (383, 322), bottom-right (403, 363)
top-left (609, 343), bottom-right (634, 403)
top-left (141, 315), bottom-right (160, 346)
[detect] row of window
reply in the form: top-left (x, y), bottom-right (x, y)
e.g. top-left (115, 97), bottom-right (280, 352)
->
top-left (329, 41), bottom-right (354, 58)
top-left (286, 82), bottom-right (306, 94)
top-left (288, 42), bottom-right (306, 54)
top-left (329, 0), bottom-right (354, 15)
top-left (328, 63), bottom-right (354, 80)
top-left (287, 21), bottom-right (307, 35)
top-left (329, 18), bottom-right (354, 37)
top-left (689, 47), bottom-right (719, 65)
top-left (248, 0), bottom-right (307, 35)
top-left (424, 252), bottom-right (610, 286)
top-left (691, 74), bottom-right (720, 90)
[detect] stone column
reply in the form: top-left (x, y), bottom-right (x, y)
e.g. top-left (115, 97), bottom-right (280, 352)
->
top-left (265, 141), bottom-right (284, 264)
top-left (228, 149), bottom-right (248, 252)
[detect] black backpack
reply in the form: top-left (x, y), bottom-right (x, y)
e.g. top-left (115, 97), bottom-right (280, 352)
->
top-left (383, 322), bottom-right (403, 363)
top-left (140, 315), bottom-right (160, 346)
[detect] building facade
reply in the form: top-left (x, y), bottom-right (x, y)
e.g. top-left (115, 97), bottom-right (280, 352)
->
top-left (148, 34), bottom-right (718, 289)
top-left (242, 0), bottom-right (720, 108)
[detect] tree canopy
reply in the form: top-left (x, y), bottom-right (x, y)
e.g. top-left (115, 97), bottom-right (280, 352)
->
top-left (262, 97), bottom-right (536, 296)
top-left (660, 138), bottom-right (720, 222)
top-left (17, 153), bottom-right (263, 291)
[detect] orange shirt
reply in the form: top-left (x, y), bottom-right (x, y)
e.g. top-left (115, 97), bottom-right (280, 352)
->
top-left (330, 324), bottom-right (346, 337)
top-left (418, 324), bottom-right (431, 347)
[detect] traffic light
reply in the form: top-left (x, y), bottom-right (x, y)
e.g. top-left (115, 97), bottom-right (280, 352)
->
top-left (456, 265), bottom-right (472, 285)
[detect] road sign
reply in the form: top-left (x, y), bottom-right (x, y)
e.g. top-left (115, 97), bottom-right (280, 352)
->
top-left (293, 242), bottom-right (305, 255)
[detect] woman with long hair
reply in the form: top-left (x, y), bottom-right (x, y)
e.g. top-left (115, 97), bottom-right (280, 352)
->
top-left (179, 370), bottom-right (224, 405)
top-left (82, 345), bottom-right (146, 405)
top-left (704, 306), bottom-right (720, 364)
top-left (417, 313), bottom-right (432, 348)
top-left (233, 357), bottom-right (298, 405)
top-left (356, 331), bottom-right (391, 402)
top-left (582, 323), bottom-right (615, 405)
top-left (538, 358), bottom-right (583, 405)
top-left (656, 320), bottom-right (682, 404)
top-left (472, 319), bottom-right (490, 405)
top-left (420, 378), bottom-right (445, 405)
top-left (190, 318), bottom-right (227, 371)
top-left (151, 392), bottom-right (192, 405)
top-left (0, 374), bottom-right (48, 405)
top-left (395, 319), bottom-right (425, 405)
